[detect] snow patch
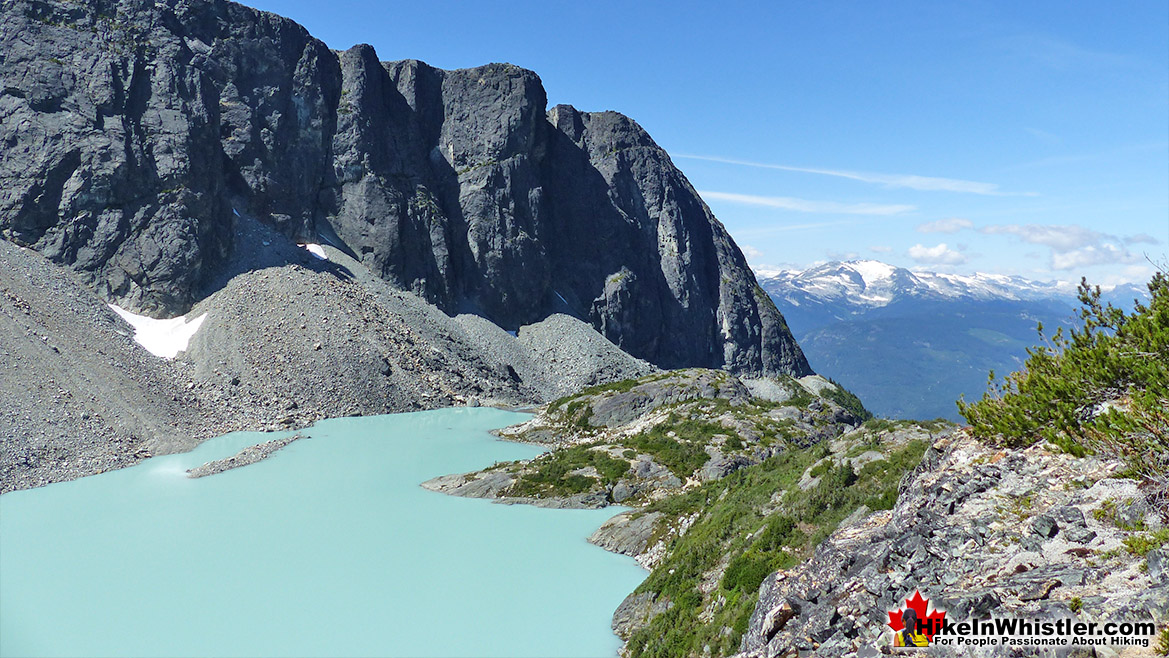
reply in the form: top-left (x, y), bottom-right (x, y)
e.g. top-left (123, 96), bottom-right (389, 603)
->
top-left (108, 305), bottom-right (207, 359)
top-left (300, 243), bottom-right (328, 260)
top-left (847, 260), bottom-right (897, 284)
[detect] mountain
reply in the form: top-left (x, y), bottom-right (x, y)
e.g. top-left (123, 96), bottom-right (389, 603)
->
top-left (755, 260), bottom-right (1152, 421)
top-left (0, 0), bottom-right (809, 379)
top-left (758, 260), bottom-right (1083, 334)
top-left (0, 0), bottom-right (812, 492)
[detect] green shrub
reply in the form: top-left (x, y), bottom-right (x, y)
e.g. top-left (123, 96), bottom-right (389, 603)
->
top-left (623, 414), bottom-right (721, 478)
top-left (958, 274), bottom-right (1168, 479)
top-left (722, 551), bottom-right (775, 594)
top-left (823, 379), bottom-right (874, 421)
top-left (1122, 528), bottom-right (1169, 556)
top-left (624, 439), bottom-right (928, 658)
top-left (506, 444), bottom-right (630, 498)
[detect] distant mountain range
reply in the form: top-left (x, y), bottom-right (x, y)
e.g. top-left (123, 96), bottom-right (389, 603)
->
top-left (757, 260), bottom-right (1151, 421)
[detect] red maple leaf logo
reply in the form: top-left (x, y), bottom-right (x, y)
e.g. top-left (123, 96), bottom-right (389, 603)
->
top-left (887, 590), bottom-right (947, 641)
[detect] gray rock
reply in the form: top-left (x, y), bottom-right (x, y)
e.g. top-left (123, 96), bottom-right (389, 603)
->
top-left (1052, 506), bottom-right (1096, 543)
top-left (1032, 514), bottom-right (1060, 538)
top-left (1149, 549), bottom-right (1166, 585)
top-left (0, 0), bottom-right (810, 381)
top-left (186, 434), bottom-right (302, 478)
top-left (611, 591), bottom-right (672, 639)
top-left (1116, 498), bottom-right (1148, 528)
top-left (699, 450), bottom-right (752, 482)
top-left (589, 511), bottom-right (663, 558)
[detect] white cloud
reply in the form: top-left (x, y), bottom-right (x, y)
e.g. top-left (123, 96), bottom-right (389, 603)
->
top-left (826, 250), bottom-right (860, 261)
top-left (740, 245), bottom-right (764, 261)
top-left (977, 222), bottom-right (1155, 271)
top-left (907, 242), bottom-right (968, 265)
top-left (917, 217), bottom-right (974, 234)
top-left (1125, 233), bottom-right (1161, 245)
top-left (869, 245), bottom-right (894, 253)
top-left (979, 223), bottom-right (1102, 252)
top-left (699, 190), bottom-right (915, 215)
top-left (679, 154), bottom-right (1018, 195)
top-left (1050, 244), bottom-right (1141, 270)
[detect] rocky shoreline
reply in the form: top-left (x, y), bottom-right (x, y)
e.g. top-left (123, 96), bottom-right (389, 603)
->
top-left (186, 434), bottom-right (305, 479)
top-left (0, 217), bottom-right (653, 494)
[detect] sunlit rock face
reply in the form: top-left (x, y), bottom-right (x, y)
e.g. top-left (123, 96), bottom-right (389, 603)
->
top-left (0, 0), bottom-right (809, 378)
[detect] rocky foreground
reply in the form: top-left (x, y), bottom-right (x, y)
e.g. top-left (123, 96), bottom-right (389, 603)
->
top-left (420, 364), bottom-right (1168, 658)
top-left (737, 430), bottom-right (1167, 658)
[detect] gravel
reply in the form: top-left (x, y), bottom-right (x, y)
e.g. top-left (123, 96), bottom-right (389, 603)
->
top-left (1, 217), bottom-right (664, 493)
top-left (0, 240), bottom-right (214, 493)
top-left (186, 434), bottom-right (304, 478)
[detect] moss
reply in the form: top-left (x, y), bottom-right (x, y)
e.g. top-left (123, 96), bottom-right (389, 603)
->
top-left (1123, 528), bottom-right (1169, 556)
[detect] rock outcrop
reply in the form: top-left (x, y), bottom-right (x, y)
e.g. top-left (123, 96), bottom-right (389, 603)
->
top-left (423, 368), bottom-right (865, 511)
top-left (737, 431), bottom-right (1169, 658)
top-left (0, 0), bottom-right (809, 378)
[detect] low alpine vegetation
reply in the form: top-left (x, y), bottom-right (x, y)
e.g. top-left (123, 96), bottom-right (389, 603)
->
top-left (623, 436), bottom-right (929, 658)
top-left (958, 273), bottom-right (1168, 482)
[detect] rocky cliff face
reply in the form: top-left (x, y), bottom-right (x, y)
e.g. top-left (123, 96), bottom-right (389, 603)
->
top-left (0, 0), bottom-right (809, 377)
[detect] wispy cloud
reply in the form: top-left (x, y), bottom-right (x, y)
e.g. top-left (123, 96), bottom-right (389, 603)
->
top-left (826, 250), bottom-right (860, 261)
top-left (977, 222), bottom-right (1151, 271)
top-left (679, 154), bottom-right (1022, 195)
top-left (1125, 233), bottom-right (1162, 245)
top-left (917, 217), bottom-right (974, 234)
top-left (978, 223), bottom-right (1102, 252)
top-left (869, 245), bottom-right (894, 254)
top-left (907, 243), bottom-right (968, 265)
top-left (739, 244), bottom-right (765, 261)
top-left (998, 34), bottom-right (1135, 71)
top-left (732, 220), bottom-right (861, 237)
top-left (699, 190), bottom-right (915, 215)
top-left (1051, 244), bottom-right (1141, 270)
top-left (1007, 141), bottom-right (1169, 171)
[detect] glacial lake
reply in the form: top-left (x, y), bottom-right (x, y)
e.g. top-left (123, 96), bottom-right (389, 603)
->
top-left (0, 408), bottom-right (647, 657)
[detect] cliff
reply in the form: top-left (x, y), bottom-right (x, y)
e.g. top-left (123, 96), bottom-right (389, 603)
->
top-left (0, 0), bottom-right (809, 377)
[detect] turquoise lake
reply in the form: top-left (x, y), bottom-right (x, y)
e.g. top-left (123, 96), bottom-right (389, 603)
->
top-left (0, 408), bottom-right (647, 657)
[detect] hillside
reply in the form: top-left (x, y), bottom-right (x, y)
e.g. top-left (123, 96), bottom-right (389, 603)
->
top-left (0, 220), bottom-right (655, 493)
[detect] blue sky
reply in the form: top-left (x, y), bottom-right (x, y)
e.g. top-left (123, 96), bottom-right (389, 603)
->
top-left (249, 0), bottom-right (1168, 286)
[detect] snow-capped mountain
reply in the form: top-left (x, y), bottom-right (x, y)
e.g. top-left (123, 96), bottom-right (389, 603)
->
top-left (756, 260), bottom-right (1152, 422)
top-left (758, 260), bottom-right (1079, 310)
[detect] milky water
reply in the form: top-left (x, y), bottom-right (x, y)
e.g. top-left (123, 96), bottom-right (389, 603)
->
top-left (0, 408), bottom-right (647, 657)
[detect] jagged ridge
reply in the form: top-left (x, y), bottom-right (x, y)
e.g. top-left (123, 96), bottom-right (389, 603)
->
top-left (0, 0), bottom-right (809, 377)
